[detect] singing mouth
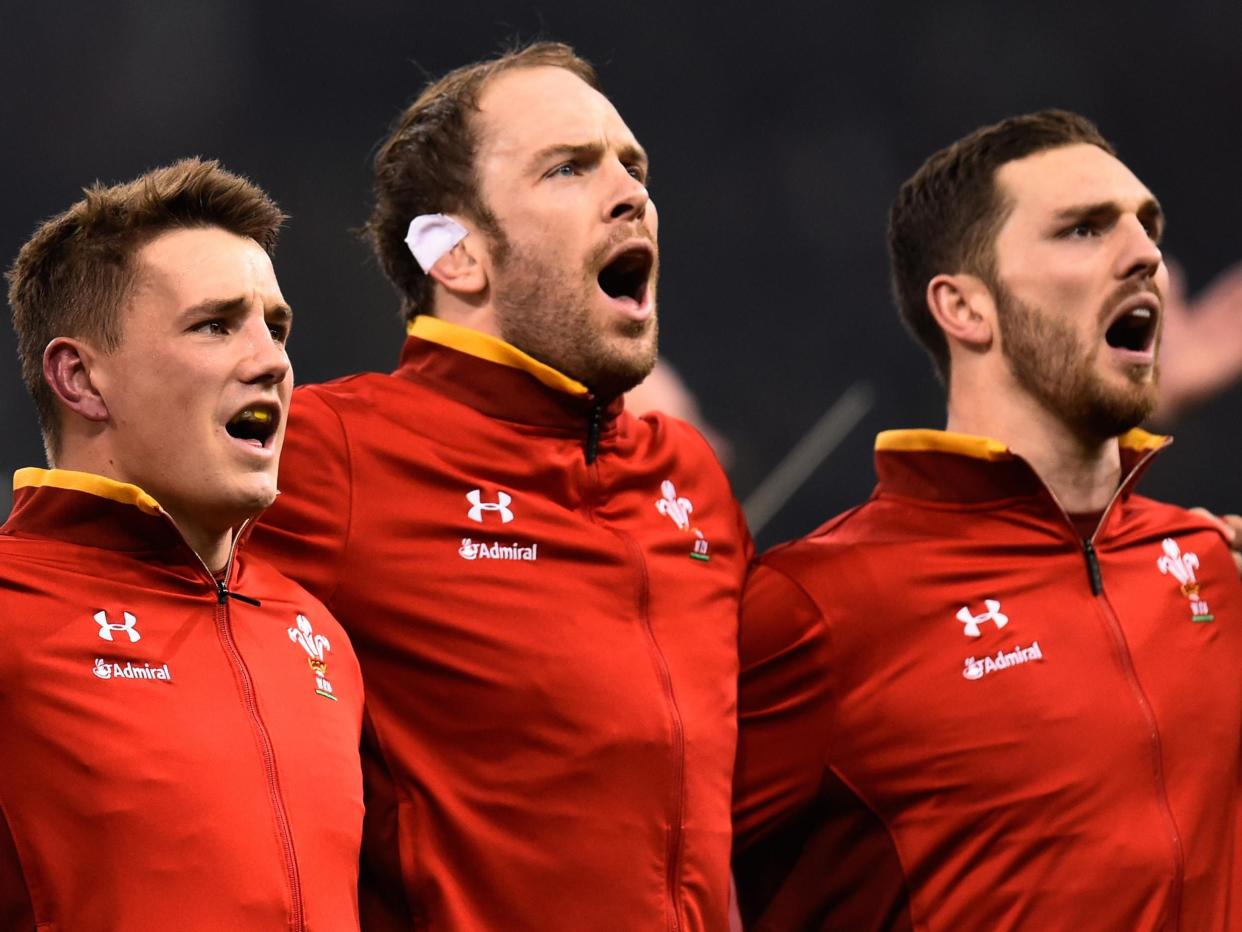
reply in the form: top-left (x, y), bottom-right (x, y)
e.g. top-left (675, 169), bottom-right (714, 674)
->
top-left (598, 242), bottom-right (655, 305)
top-left (225, 403), bottom-right (281, 447)
top-left (1104, 295), bottom-right (1160, 353)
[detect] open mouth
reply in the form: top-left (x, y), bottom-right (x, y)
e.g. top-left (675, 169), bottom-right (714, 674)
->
top-left (225, 403), bottom-right (280, 447)
top-left (597, 244), bottom-right (654, 306)
top-left (1104, 301), bottom-right (1159, 353)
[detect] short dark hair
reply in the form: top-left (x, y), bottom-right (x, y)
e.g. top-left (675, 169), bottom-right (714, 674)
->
top-left (366, 41), bottom-right (598, 321)
top-left (7, 157), bottom-right (285, 453)
top-left (888, 109), bottom-right (1114, 381)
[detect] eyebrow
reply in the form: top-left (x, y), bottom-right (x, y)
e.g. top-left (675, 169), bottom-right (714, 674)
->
top-left (1054, 198), bottom-right (1165, 233)
top-left (527, 140), bottom-right (649, 174)
top-left (182, 296), bottom-right (294, 320)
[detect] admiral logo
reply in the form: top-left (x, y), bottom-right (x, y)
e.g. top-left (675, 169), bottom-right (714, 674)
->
top-left (92, 658), bottom-right (172, 681)
top-left (458, 538), bottom-right (538, 562)
top-left (962, 642), bottom-right (1044, 681)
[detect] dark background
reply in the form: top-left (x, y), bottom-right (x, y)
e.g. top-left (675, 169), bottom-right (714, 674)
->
top-left (3, 1), bottom-right (1239, 549)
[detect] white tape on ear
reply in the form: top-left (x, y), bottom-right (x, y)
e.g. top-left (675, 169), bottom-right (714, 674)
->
top-left (405, 214), bottom-right (469, 273)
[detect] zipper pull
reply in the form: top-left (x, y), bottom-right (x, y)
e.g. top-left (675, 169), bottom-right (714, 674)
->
top-left (215, 579), bottom-right (262, 607)
top-left (1082, 538), bottom-right (1103, 596)
top-left (585, 404), bottom-right (602, 465)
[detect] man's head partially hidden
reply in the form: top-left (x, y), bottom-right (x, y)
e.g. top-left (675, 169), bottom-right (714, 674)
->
top-left (7, 158), bottom-right (293, 569)
top-left (888, 110), bottom-right (1167, 445)
top-left (366, 41), bottom-right (661, 400)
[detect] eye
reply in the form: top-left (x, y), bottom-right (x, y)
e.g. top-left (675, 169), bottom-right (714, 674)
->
top-left (625, 164), bottom-right (648, 184)
top-left (193, 318), bottom-right (228, 335)
top-left (1062, 222), bottom-right (1100, 239)
top-left (547, 162), bottom-right (581, 179)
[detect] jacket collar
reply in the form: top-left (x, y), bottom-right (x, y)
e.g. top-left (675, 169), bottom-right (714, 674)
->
top-left (872, 428), bottom-right (1170, 507)
top-left (4, 469), bottom-right (249, 586)
top-left (395, 316), bottom-right (624, 431)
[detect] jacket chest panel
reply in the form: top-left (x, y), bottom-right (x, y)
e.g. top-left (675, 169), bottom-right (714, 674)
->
top-left (823, 532), bottom-right (1242, 833)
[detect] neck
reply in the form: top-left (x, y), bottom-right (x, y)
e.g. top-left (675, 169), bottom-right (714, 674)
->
top-left (946, 376), bottom-right (1122, 514)
top-left (169, 515), bottom-right (234, 576)
top-left (54, 447), bottom-right (236, 574)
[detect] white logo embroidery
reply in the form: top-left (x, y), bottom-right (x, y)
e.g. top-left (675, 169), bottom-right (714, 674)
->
top-left (962, 641), bottom-right (1044, 681)
top-left (1157, 538), bottom-right (1213, 622)
top-left (288, 614), bottom-right (337, 700)
top-left (95, 610), bottom-right (140, 643)
top-left (92, 657), bottom-right (172, 681)
top-left (655, 480), bottom-right (693, 531)
top-left (458, 538), bottom-right (538, 562)
top-left (467, 489), bottom-right (514, 524)
top-left (956, 599), bottom-right (1008, 638)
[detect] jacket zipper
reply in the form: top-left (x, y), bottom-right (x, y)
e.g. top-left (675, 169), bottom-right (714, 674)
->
top-left (168, 514), bottom-right (308, 932)
top-left (619, 533), bottom-right (686, 932)
top-left (1046, 452), bottom-right (1184, 930)
top-left (581, 420), bottom-right (686, 932)
top-left (585, 403), bottom-right (603, 464)
top-left (212, 583), bottom-right (307, 932)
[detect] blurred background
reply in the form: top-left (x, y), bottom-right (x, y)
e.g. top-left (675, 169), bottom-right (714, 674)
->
top-left (3, 0), bottom-right (1240, 549)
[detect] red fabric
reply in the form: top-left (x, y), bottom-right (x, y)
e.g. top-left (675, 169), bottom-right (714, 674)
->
top-left (733, 433), bottom-right (1242, 930)
top-left (252, 333), bottom-right (753, 931)
top-left (0, 480), bottom-right (365, 931)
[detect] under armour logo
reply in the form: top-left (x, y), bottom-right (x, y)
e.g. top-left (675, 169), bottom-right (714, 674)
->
top-left (95, 610), bottom-right (140, 643)
top-left (956, 600), bottom-right (1008, 638)
top-left (466, 489), bottom-right (514, 524)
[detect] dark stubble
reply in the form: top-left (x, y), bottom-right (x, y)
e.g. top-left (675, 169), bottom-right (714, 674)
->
top-left (994, 281), bottom-right (1159, 441)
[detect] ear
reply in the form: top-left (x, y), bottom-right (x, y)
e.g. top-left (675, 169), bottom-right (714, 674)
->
top-left (43, 337), bottom-right (109, 423)
top-left (426, 219), bottom-right (489, 297)
top-left (926, 273), bottom-right (996, 352)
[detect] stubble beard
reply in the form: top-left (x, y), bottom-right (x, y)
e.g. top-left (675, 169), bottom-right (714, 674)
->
top-left (489, 231), bottom-right (659, 401)
top-left (994, 284), bottom-right (1158, 442)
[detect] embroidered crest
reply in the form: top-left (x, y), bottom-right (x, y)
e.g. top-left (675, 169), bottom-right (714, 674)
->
top-left (1157, 538), bottom-right (1213, 623)
top-left (288, 613), bottom-right (338, 700)
top-left (655, 479), bottom-right (710, 562)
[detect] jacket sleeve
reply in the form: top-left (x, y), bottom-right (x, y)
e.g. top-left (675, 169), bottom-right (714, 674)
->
top-left (249, 387), bottom-right (353, 609)
top-left (733, 560), bottom-right (833, 849)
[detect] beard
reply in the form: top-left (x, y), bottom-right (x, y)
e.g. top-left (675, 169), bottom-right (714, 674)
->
top-left (994, 283), bottom-right (1158, 441)
top-left (487, 227), bottom-right (659, 401)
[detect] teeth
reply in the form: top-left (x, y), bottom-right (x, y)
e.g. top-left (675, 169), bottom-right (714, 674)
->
top-left (1130, 308), bottom-right (1152, 319)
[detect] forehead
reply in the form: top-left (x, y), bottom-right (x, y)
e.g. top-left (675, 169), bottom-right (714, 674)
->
top-left (131, 226), bottom-right (279, 306)
top-left (996, 143), bottom-right (1155, 218)
top-left (474, 66), bottom-right (637, 161)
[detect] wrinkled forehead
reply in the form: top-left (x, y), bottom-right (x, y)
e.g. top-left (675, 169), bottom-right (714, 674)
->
top-left (996, 143), bottom-right (1156, 220)
top-left (474, 66), bottom-right (637, 164)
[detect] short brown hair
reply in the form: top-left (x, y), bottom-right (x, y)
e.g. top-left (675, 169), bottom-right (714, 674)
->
top-left (888, 109), bottom-right (1114, 381)
top-left (7, 157), bottom-right (285, 453)
top-left (366, 41), bottom-right (598, 321)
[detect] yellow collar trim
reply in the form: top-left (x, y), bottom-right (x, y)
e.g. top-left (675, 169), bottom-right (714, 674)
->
top-left (1117, 427), bottom-right (1167, 451)
top-left (876, 427), bottom-right (1169, 460)
top-left (13, 468), bottom-right (163, 516)
top-left (408, 316), bottom-right (589, 396)
top-left (875, 429), bottom-right (1012, 461)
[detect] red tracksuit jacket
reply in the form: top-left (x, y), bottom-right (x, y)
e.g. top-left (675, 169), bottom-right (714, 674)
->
top-left (733, 429), bottom-right (1242, 931)
top-left (0, 469), bottom-right (365, 931)
top-left (251, 316), bottom-right (752, 931)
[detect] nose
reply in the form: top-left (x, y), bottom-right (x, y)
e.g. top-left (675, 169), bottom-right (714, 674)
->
top-left (604, 161), bottom-right (650, 222)
top-left (1115, 214), bottom-right (1163, 283)
top-left (240, 315), bottom-right (291, 386)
